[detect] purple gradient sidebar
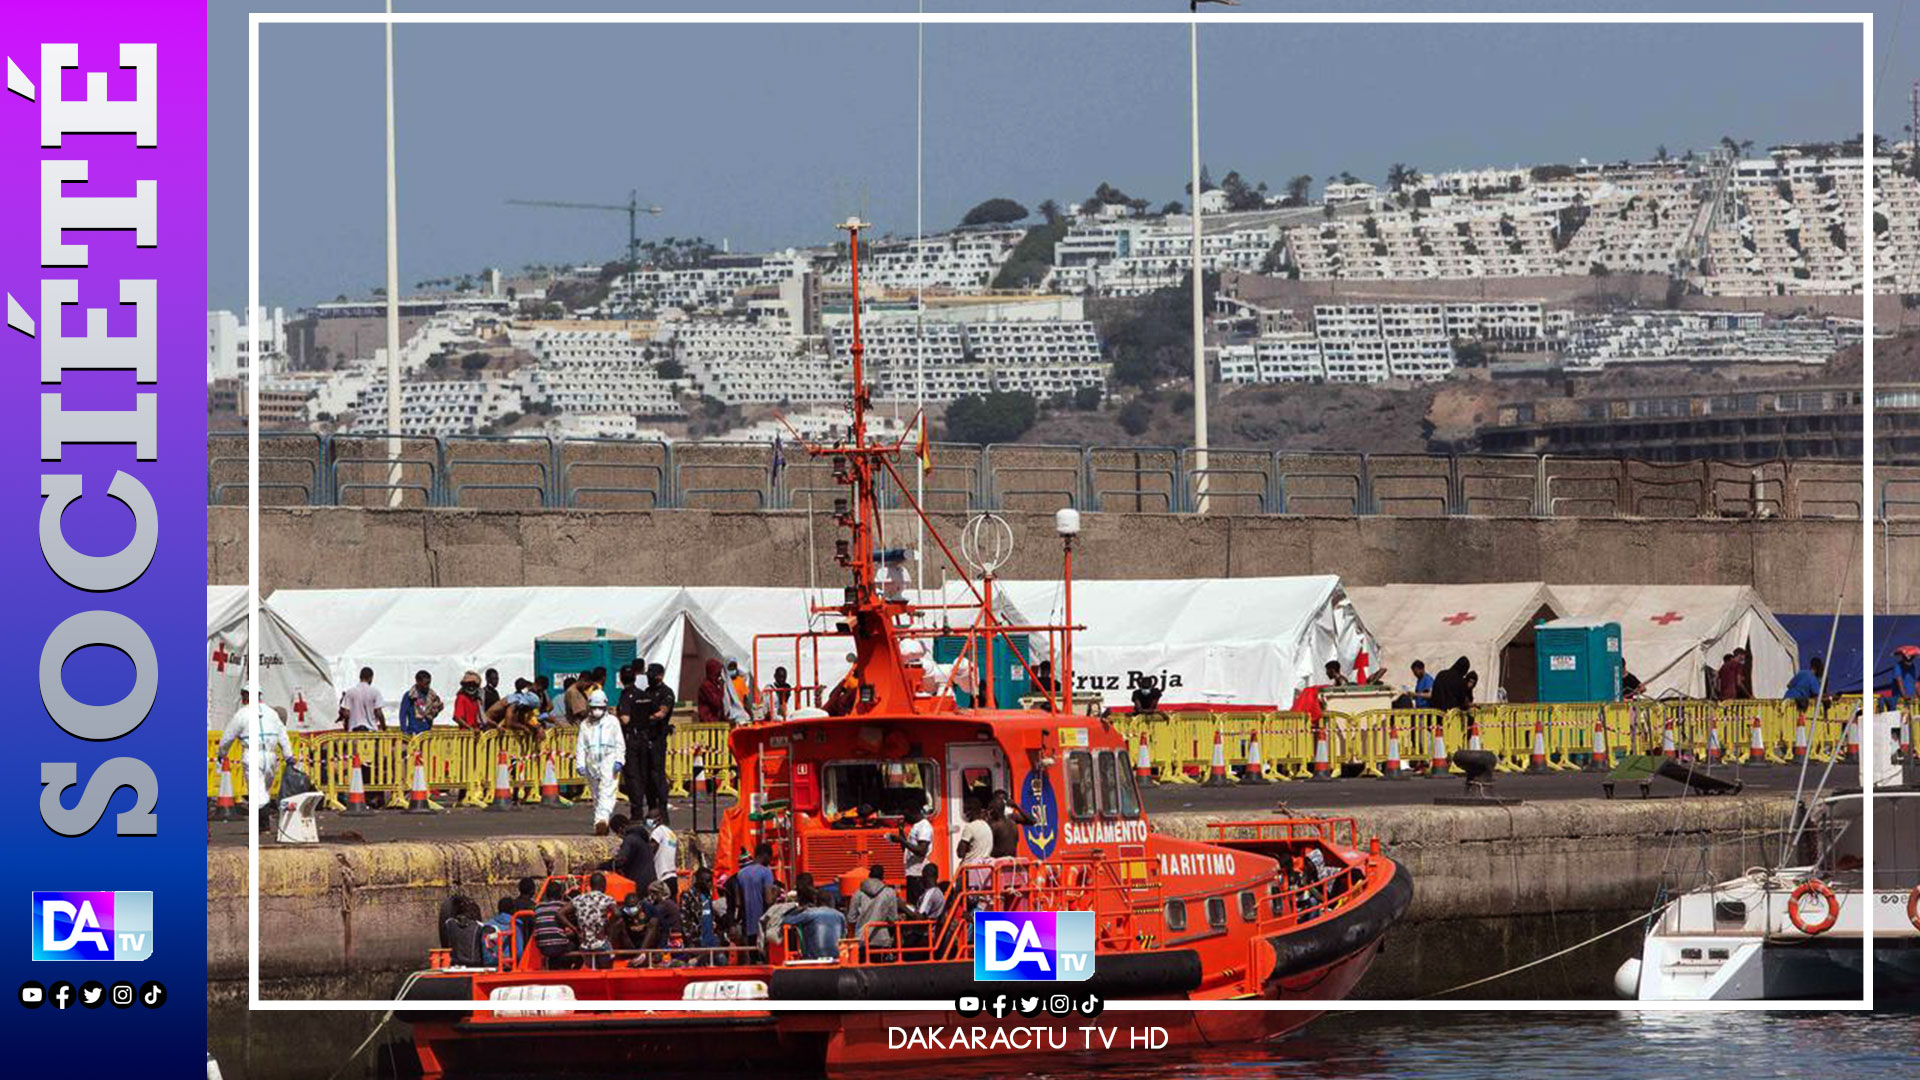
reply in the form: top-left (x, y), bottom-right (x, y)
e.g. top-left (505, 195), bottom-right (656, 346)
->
top-left (2, 1), bottom-right (208, 1067)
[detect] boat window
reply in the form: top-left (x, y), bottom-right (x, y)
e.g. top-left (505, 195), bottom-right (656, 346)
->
top-left (822, 759), bottom-right (936, 819)
top-left (1163, 899), bottom-right (1187, 932)
top-left (1115, 755), bottom-right (1141, 818)
top-left (1094, 751), bottom-right (1121, 817)
top-left (1239, 890), bottom-right (1259, 924)
top-left (1066, 751), bottom-right (1095, 820)
top-left (1206, 896), bottom-right (1228, 929)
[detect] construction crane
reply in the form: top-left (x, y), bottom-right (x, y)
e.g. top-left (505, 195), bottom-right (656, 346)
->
top-left (507, 191), bottom-right (662, 322)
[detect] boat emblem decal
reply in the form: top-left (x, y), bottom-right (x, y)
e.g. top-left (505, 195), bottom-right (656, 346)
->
top-left (1020, 768), bottom-right (1058, 860)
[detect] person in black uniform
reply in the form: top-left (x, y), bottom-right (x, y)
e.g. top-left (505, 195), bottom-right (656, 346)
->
top-left (636, 662), bottom-right (678, 824)
top-left (616, 665), bottom-right (649, 815)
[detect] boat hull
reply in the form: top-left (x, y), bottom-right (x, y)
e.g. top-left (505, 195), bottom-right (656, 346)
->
top-left (405, 937), bottom-right (1388, 1078)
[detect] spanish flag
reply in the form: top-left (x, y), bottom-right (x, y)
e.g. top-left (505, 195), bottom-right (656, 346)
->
top-left (917, 413), bottom-right (932, 474)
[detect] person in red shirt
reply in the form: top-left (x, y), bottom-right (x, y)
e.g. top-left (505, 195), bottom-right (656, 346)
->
top-left (451, 670), bottom-right (485, 730)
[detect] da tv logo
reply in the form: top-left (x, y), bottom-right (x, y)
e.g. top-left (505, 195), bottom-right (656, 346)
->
top-left (973, 911), bottom-right (1095, 982)
top-left (31, 892), bottom-right (153, 962)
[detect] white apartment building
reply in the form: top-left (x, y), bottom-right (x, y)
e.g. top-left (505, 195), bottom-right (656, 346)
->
top-left (1050, 219), bottom-right (1281, 295)
top-left (521, 328), bottom-right (684, 416)
top-left (1562, 311), bottom-right (1853, 369)
top-left (818, 229), bottom-right (1024, 292)
top-left (347, 377), bottom-right (524, 435)
top-left (828, 319), bottom-right (1108, 400)
top-left (207, 306), bottom-right (287, 384)
top-left (1323, 181), bottom-right (1378, 204)
top-left (611, 250), bottom-right (811, 312)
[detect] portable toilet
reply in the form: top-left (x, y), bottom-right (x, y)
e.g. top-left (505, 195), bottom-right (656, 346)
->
top-left (931, 633), bottom-right (1033, 709)
top-left (1534, 618), bottom-right (1623, 703)
top-left (535, 627), bottom-right (639, 689)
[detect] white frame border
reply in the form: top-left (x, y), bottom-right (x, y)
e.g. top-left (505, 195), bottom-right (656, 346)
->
top-left (246, 8), bottom-right (1879, 1014)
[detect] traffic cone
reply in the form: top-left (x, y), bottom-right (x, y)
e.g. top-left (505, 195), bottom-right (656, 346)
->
top-left (1526, 719), bottom-right (1549, 774)
top-left (1747, 715), bottom-right (1770, 766)
top-left (213, 759), bottom-right (236, 822)
top-left (539, 752), bottom-right (569, 808)
top-left (692, 748), bottom-right (710, 794)
top-left (1705, 722), bottom-right (1723, 765)
top-left (406, 751), bottom-right (438, 813)
top-left (1203, 729), bottom-right (1234, 786)
top-left (1241, 730), bottom-right (1270, 784)
top-left (1791, 713), bottom-right (1810, 764)
top-left (1842, 717), bottom-right (1860, 763)
top-left (1134, 734), bottom-right (1157, 786)
top-left (1586, 716), bottom-right (1611, 771)
top-left (1660, 718), bottom-right (1677, 758)
top-left (1901, 712), bottom-right (1915, 764)
top-left (1308, 722), bottom-right (1333, 782)
top-left (485, 750), bottom-right (516, 812)
top-left (1427, 719), bottom-right (1450, 778)
top-left (344, 753), bottom-right (372, 816)
top-left (1381, 720), bottom-right (1408, 779)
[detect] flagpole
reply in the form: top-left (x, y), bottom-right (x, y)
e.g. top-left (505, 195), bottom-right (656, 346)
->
top-left (914, 5), bottom-right (928, 608)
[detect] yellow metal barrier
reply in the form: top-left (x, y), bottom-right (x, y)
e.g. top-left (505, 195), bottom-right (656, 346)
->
top-left (669, 722), bottom-right (737, 797)
top-left (301, 730), bottom-right (410, 809)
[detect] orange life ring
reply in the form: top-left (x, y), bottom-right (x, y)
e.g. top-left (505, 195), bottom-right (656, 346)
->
top-left (1788, 880), bottom-right (1839, 935)
top-left (1908, 885), bottom-right (1920, 933)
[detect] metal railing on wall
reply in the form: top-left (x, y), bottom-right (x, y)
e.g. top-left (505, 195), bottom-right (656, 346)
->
top-left (207, 432), bottom-right (1863, 521)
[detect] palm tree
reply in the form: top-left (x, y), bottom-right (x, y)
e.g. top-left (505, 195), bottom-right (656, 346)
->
top-left (1286, 174), bottom-right (1313, 206)
top-left (1386, 163), bottom-right (1421, 193)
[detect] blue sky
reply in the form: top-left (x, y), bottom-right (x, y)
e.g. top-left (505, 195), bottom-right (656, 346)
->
top-left (209, 3), bottom-right (1903, 312)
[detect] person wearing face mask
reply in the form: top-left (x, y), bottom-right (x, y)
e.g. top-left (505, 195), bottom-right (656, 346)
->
top-left (574, 688), bottom-right (626, 836)
top-left (451, 671), bottom-right (485, 730)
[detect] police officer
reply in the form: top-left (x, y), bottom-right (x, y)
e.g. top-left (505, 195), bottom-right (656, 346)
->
top-left (616, 665), bottom-right (649, 814)
top-left (636, 662), bottom-right (677, 823)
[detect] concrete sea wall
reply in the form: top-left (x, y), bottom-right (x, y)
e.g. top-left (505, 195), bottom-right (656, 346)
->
top-left (208, 507), bottom-right (1864, 613)
top-left (209, 796), bottom-right (1793, 1001)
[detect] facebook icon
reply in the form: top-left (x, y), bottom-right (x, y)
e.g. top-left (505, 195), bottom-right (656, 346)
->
top-left (973, 911), bottom-right (1096, 982)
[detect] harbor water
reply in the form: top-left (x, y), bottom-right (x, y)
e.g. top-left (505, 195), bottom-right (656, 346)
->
top-left (211, 1007), bottom-right (1919, 1079)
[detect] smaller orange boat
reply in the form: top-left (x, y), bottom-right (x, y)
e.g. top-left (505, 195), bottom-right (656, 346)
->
top-left (399, 218), bottom-right (1411, 1078)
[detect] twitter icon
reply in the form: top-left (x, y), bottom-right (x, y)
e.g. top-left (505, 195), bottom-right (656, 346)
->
top-left (80, 981), bottom-right (106, 1009)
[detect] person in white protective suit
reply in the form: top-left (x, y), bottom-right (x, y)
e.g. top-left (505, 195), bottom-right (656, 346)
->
top-left (574, 688), bottom-right (626, 836)
top-left (217, 687), bottom-right (295, 802)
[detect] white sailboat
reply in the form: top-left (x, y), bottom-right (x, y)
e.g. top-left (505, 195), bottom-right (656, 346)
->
top-left (1615, 709), bottom-right (1919, 1000)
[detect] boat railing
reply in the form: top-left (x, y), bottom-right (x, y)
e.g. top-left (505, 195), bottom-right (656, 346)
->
top-left (1205, 817), bottom-right (1362, 852)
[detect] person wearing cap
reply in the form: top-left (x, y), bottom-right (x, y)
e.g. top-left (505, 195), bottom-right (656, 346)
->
top-left (451, 671), bottom-right (485, 730)
top-left (636, 662), bottom-right (677, 823)
top-left (574, 688), bottom-right (626, 835)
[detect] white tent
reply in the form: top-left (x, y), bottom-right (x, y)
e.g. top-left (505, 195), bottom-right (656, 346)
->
top-left (1347, 582), bottom-right (1567, 703)
top-left (958, 576), bottom-right (1377, 709)
top-left (683, 586), bottom-right (854, 696)
top-left (263, 587), bottom-right (748, 712)
top-left (207, 586), bottom-right (339, 732)
top-left (1550, 584), bottom-right (1799, 699)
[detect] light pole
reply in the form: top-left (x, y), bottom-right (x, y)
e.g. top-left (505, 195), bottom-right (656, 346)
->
top-left (383, 0), bottom-right (403, 507)
top-left (1186, 0), bottom-right (1236, 513)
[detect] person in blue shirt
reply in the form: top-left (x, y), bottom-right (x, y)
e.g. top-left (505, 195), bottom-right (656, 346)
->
top-left (1784, 656), bottom-right (1825, 708)
top-left (1890, 647), bottom-right (1919, 702)
top-left (1411, 660), bottom-right (1433, 709)
top-left (484, 896), bottom-right (517, 967)
top-left (728, 843), bottom-right (778, 946)
top-left (397, 670), bottom-right (443, 736)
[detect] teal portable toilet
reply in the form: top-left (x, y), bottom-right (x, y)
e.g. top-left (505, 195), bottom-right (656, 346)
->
top-left (1535, 619), bottom-right (1623, 703)
top-left (535, 626), bottom-right (639, 689)
top-left (931, 633), bottom-right (1033, 709)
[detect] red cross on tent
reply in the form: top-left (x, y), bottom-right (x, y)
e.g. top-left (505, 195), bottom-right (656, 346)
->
top-left (211, 640), bottom-right (229, 673)
top-left (1442, 612), bottom-right (1476, 626)
top-left (1649, 611), bottom-right (1685, 626)
top-left (292, 693), bottom-right (308, 723)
